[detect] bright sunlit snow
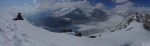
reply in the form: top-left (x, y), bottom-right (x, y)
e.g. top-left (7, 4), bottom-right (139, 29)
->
top-left (0, 0), bottom-right (150, 46)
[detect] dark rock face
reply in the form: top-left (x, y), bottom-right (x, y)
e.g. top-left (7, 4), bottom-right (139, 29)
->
top-left (89, 36), bottom-right (96, 38)
top-left (62, 28), bottom-right (73, 32)
top-left (91, 9), bottom-right (108, 22)
top-left (115, 12), bottom-right (147, 31)
top-left (143, 14), bottom-right (150, 30)
top-left (75, 32), bottom-right (82, 36)
top-left (143, 24), bottom-right (150, 30)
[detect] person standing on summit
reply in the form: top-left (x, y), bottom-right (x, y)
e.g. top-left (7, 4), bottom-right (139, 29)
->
top-left (13, 12), bottom-right (24, 20)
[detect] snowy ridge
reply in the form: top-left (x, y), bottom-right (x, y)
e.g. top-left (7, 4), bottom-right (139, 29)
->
top-left (114, 12), bottom-right (146, 31)
top-left (0, 13), bottom-right (110, 46)
top-left (1, 11), bottom-right (150, 46)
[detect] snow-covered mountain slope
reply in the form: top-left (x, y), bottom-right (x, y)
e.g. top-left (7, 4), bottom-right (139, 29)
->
top-left (1, 11), bottom-right (150, 46)
top-left (0, 13), bottom-right (100, 46)
top-left (0, 12), bottom-right (120, 46)
top-left (51, 7), bottom-right (109, 24)
top-left (74, 15), bottom-right (124, 36)
top-left (114, 12), bottom-right (147, 31)
top-left (99, 21), bottom-right (150, 46)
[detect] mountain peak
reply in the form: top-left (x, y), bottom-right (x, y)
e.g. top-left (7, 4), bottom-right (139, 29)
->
top-left (115, 12), bottom-right (150, 30)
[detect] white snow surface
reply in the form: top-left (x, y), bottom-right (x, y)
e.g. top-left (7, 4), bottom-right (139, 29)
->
top-left (1, 13), bottom-right (150, 46)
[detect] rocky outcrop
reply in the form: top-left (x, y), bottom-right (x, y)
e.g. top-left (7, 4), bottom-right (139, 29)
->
top-left (113, 12), bottom-right (150, 31)
top-left (115, 12), bottom-right (146, 30)
top-left (143, 14), bottom-right (150, 30)
top-left (74, 12), bottom-right (150, 36)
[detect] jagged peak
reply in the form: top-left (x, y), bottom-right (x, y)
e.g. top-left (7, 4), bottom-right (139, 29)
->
top-left (114, 12), bottom-right (148, 30)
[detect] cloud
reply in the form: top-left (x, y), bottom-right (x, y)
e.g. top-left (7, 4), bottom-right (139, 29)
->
top-left (115, 1), bottom-right (134, 7)
top-left (112, 1), bottom-right (135, 16)
top-left (112, 0), bottom-right (129, 3)
top-left (0, 0), bottom-right (99, 18)
top-left (34, 0), bottom-right (85, 7)
top-left (7, 0), bottom-right (105, 15)
top-left (95, 3), bottom-right (105, 9)
top-left (25, 0), bottom-right (96, 16)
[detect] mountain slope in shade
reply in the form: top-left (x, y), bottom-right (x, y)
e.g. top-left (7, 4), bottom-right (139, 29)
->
top-left (91, 8), bottom-right (109, 22)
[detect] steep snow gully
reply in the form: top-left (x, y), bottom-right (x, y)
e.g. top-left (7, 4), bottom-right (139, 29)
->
top-left (1, 12), bottom-right (150, 46)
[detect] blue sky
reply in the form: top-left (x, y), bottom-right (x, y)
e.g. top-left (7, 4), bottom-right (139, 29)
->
top-left (0, 0), bottom-right (33, 10)
top-left (0, 0), bottom-right (149, 10)
top-left (131, 0), bottom-right (150, 7)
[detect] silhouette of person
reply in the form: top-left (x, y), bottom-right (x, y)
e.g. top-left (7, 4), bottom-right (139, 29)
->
top-left (13, 12), bottom-right (24, 20)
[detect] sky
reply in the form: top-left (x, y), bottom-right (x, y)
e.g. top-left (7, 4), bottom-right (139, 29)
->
top-left (0, 0), bottom-right (149, 10)
top-left (88, 0), bottom-right (150, 7)
top-left (0, 0), bottom-right (33, 10)
top-left (131, 0), bottom-right (150, 7)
